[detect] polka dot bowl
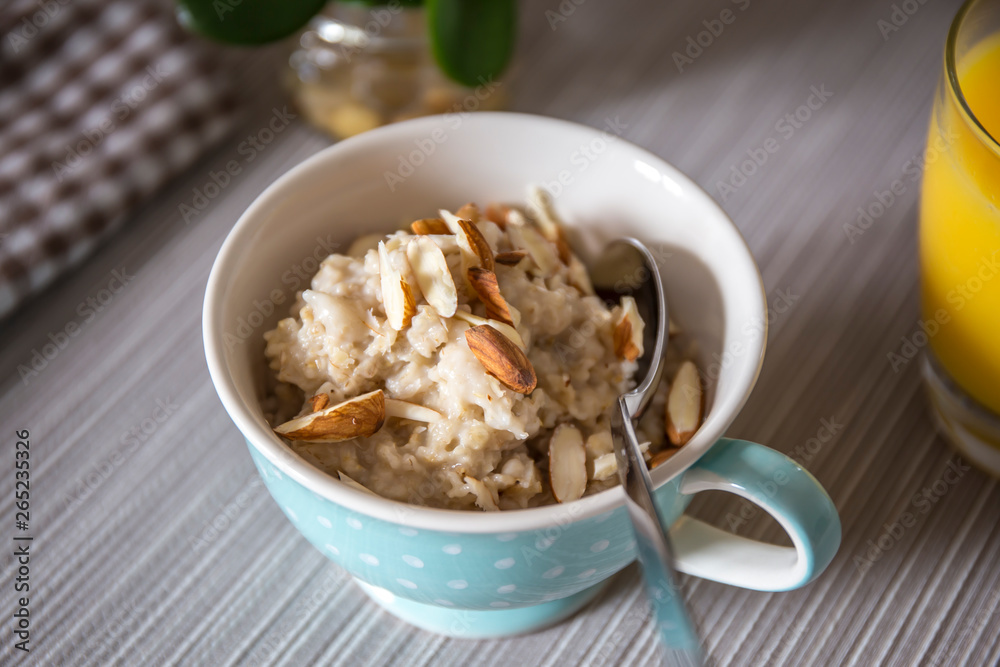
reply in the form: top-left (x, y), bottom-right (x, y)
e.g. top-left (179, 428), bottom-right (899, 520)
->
top-left (204, 113), bottom-right (841, 638)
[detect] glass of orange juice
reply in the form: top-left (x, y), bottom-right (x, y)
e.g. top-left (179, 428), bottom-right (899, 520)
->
top-left (920, 0), bottom-right (1000, 474)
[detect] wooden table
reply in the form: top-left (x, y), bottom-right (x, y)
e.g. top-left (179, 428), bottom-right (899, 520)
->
top-left (4, 0), bottom-right (998, 664)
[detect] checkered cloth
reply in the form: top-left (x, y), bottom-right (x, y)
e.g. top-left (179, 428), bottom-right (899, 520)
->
top-left (0, 0), bottom-right (238, 318)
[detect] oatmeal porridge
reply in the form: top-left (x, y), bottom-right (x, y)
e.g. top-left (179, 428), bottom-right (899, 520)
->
top-left (263, 187), bottom-right (703, 510)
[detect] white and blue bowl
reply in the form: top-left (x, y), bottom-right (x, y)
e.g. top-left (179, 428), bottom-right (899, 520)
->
top-left (203, 113), bottom-right (841, 638)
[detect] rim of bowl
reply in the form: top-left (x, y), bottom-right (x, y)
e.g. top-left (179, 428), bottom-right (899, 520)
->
top-left (203, 112), bottom-right (767, 534)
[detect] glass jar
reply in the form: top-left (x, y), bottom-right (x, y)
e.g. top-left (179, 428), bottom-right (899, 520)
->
top-left (287, 3), bottom-right (505, 140)
top-left (919, 0), bottom-right (1000, 474)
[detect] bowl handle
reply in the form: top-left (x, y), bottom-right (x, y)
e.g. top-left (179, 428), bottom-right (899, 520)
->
top-left (668, 438), bottom-right (841, 591)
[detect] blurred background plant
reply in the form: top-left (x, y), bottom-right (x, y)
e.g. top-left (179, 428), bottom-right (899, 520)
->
top-left (176, 0), bottom-right (515, 138)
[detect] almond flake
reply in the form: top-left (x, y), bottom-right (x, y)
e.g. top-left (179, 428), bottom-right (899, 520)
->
top-left (614, 296), bottom-right (645, 361)
top-left (275, 389), bottom-right (385, 442)
top-left (453, 310), bottom-right (526, 350)
top-left (378, 241), bottom-right (417, 330)
top-left (467, 267), bottom-right (513, 325)
top-left (508, 224), bottom-right (558, 275)
top-left (592, 452), bottom-right (617, 481)
top-left (507, 303), bottom-right (522, 328)
top-left (649, 447), bottom-right (680, 469)
top-left (439, 209), bottom-right (465, 234)
top-left (527, 186), bottom-right (571, 264)
top-left (385, 398), bottom-right (442, 422)
top-left (464, 324), bottom-right (537, 394)
top-left (591, 442), bottom-right (651, 480)
top-left (338, 471), bottom-right (376, 495)
top-left (666, 360), bottom-right (703, 446)
top-left (309, 393), bottom-right (330, 412)
top-left (495, 250), bottom-right (527, 266)
top-left (548, 424), bottom-right (587, 503)
top-left (485, 203), bottom-right (511, 228)
top-left (464, 475), bottom-right (500, 511)
top-left (406, 237), bottom-right (458, 317)
top-left (567, 255), bottom-right (595, 295)
top-left (410, 218), bottom-right (451, 235)
top-left (455, 202), bottom-right (481, 223)
top-left (456, 219), bottom-right (494, 272)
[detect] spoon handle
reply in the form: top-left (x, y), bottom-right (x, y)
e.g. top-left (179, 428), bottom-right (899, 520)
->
top-left (611, 397), bottom-right (704, 666)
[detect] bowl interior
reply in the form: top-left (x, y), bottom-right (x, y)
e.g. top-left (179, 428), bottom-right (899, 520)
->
top-left (203, 112), bottom-right (766, 532)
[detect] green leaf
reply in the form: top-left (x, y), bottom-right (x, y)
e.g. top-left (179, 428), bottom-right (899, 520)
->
top-left (426, 0), bottom-right (516, 88)
top-left (176, 0), bottom-right (329, 46)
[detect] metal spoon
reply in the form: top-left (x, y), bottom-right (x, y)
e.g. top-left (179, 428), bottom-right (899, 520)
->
top-left (592, 238), bottom-right (704, 667)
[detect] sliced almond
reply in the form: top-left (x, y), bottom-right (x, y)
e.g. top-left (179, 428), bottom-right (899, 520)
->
top-left (406, 236), bottom-right (458, 317)
top-left (485, 203), bottom-right (510, 228)
top-left (453, 310), bottom-right (526, 351)
top-left (456, 219), bottom-right (494, 272)
top-left (505, 208), bottom-right (529, 228)
top-left (527, 186), bottom-right (571, 264)
top-left (507, 302), bottom-right (522, 328)
top-left (464, 324), bottom-right (537, 394)
top-left (495, 250), bottom-right (527, 266)
top-left (411, 218), bottom-right (451, 235)
top-left (464, 475), bottom-right (500, 511)
top-left (592, 441), bottom-right (651, 480)
top-left (347, 233), bottom-right (383, 258)
top-left (592, 452), bottom-right (618, 481)
top-left (338, 471), bottom-right (376, 495)
top-left (275, 389), bottom-right (385, 442)
top-left (466, 267), bottom-right (513, 325)
top-left (666, 361), bottom-right (703, 446)
top-left (613, 296), bottom-right (645, 361)
top-left (378, 241), bottom-right (417, 330)
top-left (385, 398), bottom-right (442, 422)
top-left (439, 209), bottom-right (465, 234)
top-left (669, 318), bottom-right (680, 337)
top-left (649, 447), bottom-right (680, 469)
top-left (567, 255), bottom-right (595, 296)
top-left (455, 202), bottom-right (481, 224)
top-left (548, 424), bottom-right (587, 503)
top-left (309, 393), bottom-right (330, 412)
top-left (508, 224), bottom-right (559, 276)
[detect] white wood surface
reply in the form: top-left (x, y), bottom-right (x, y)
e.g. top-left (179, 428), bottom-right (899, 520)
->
top-left (4, 0), bottom-right (1000, 664)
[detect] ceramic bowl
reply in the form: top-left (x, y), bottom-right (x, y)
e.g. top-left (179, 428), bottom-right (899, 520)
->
top-left (203, 113), bottom-right (840, 638)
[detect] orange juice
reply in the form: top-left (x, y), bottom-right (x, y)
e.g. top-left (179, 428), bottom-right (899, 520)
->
top-left (920, 33), bottom-right (1000, 418)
